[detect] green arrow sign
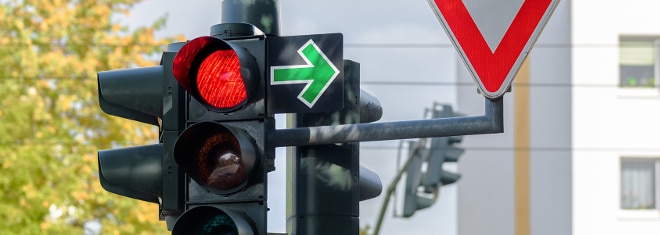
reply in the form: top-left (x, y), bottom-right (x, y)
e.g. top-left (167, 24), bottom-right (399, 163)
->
top-left (271, 39), bottom-right (340, 108)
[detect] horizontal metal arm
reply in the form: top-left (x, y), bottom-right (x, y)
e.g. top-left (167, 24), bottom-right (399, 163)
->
top-left (272, 97), bottom-right (503, 147)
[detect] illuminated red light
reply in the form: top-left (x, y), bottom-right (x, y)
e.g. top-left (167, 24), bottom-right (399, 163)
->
top-left (172, 36), bottom-right (249, 111)
top-left (196, 50), bottom-right (247, 109)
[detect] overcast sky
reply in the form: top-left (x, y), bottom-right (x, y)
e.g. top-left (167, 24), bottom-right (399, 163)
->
top-left (124, 1), bottom-right (460, 234)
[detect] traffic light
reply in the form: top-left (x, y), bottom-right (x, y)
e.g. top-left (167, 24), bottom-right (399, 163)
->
top-left (402, 104), bottom-right (464, 218)
top-left (97, 44), bottom-right (186, 224)
top-left (169, 24), bottom-right (272, 235)
top-left (287, 60), bottom-right (382, 235)
top-left (401, 139), bottom-right (436, 218)
top-left (97, 55), bottom-right (165, 203)
top-left (422, 105), bottom-right (465, 191)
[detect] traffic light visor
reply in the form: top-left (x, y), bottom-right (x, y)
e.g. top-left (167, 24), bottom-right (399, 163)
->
top-left (97, 66), bottom-right (164, 126)
top-left (174, 122), bottom-right (257, 194)
top-left (98, 144), bottom-right (163, 203)
top-left (173, 36), bottom-right (258, 112)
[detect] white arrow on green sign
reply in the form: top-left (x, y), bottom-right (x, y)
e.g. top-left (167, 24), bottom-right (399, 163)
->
top-left (270, 39), bottom-right (340, 108)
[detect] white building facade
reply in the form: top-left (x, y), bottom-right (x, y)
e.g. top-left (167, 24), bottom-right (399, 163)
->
top-left (457, 1), bottom-right (660, 234)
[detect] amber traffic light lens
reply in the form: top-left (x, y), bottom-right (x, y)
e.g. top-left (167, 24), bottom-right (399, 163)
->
top-left (174, 122), bottom-right (257, 195)
top-left (197, 132), bottom-right (247, 191)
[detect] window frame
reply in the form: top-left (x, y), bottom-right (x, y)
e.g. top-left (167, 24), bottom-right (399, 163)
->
top-left (620, 157), bottom-right (660, 210)
top-left (619, 35), bottom-right (660, 89)
top-left (618, 157), bottom-right (660, 220)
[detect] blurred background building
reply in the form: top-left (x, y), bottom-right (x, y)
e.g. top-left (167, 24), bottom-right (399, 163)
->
top-left (458, 1), bottom-right (660, 234)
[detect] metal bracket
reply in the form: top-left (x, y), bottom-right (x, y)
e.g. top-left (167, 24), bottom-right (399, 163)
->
top-left (272, 96), bottom-right (504, 147)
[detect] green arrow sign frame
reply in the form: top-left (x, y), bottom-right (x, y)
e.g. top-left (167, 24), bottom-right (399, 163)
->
top-left (271, 39), bottom-right (340, 108)
top-left (267, 33), bottom-right (343, 114)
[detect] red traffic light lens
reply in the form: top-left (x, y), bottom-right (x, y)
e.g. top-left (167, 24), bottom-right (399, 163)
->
top-left (197, 131), bottom-right (247, 191)
top-left (196, 49), bottom-right (247, 109)
top-left (172, 36), bottom-right (255, 111)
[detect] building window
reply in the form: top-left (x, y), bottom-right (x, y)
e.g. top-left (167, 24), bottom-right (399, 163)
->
top-left (619, 36), bottom-right (660, 88)
top-left (621, 158), bottom-right (659, 209)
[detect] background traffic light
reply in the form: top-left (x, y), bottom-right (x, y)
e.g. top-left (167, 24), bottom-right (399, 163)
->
top-left (169, 23), bottom-right (272, 235)
top-left (402, 104), bottom-right (465, 218)
top-left (401, 139), bottom-right (435, 218)
top-left (423, 105), bottom-right (465, 191)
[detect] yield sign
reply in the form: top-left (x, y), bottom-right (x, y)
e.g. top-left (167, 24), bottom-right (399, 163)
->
top-left (428, 0), bottom-right (559, 98)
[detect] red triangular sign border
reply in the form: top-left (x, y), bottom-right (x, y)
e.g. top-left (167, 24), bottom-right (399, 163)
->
top-left (429, 0), bottom-right (559, 98)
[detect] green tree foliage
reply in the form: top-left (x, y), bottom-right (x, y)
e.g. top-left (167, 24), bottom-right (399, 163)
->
top-left (0, 0), bottom-right (183, 233)
top-left (360, 224), bottom-right (372, 235)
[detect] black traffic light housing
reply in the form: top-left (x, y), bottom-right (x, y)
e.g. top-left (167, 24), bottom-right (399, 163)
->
top-left (287, 60), bottom-right (382, 235)
top-left (97, 49), bottom-right (186, 218)
top-left (97, 63), bottom-right (164, 201)
top-left (169, 23), bottom-right (272, 235)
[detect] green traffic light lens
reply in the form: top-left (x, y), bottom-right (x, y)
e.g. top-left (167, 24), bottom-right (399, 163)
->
top-left (172, 207), bottom-right (254, 235)
top-left (197, 133), bottom-right (247, 192)
top-left (195, 213), bottom-right (238, 235)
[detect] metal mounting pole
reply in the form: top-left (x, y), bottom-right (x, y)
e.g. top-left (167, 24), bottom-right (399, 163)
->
top-left (221, 0), bottom-right (281, 36)
top-left (272, 97), bottom-right (504, 147)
